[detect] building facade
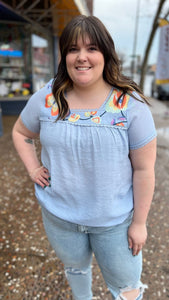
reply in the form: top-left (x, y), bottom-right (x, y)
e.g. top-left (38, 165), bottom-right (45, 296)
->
top-left (0, 0), bottom-right (93, 114)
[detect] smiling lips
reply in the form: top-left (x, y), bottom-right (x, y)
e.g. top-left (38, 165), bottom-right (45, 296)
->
top-left (76, 67), bottom-right (91, 71)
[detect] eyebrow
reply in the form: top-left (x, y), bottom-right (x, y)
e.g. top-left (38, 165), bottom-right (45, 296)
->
top-left (70, 42), bottom-right (97, 47)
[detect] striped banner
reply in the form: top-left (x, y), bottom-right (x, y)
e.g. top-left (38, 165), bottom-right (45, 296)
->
top-left (156, 19), bottom-right (169, 84)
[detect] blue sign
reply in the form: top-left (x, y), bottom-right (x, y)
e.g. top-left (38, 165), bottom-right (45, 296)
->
top-left (0, 50), bottom-right (23, 57)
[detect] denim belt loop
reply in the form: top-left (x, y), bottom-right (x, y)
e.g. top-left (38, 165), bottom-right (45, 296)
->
top-left (77, 225), bottom-right (89, 233)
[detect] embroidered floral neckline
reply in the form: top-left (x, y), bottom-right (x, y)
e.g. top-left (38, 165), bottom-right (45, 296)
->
top-left (45, 86), bottom-right (130, 126)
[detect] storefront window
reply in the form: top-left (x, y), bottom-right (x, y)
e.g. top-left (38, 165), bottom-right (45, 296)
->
top-left (0, 24), bottom-right (53, 102)
top-left (0, 24), bottom-right (32, 98)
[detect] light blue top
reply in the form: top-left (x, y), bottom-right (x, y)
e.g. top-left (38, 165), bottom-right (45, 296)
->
top-left (21, 79), bottom-right (157, 227)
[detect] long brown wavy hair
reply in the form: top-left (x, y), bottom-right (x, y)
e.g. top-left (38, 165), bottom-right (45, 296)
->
top-left (52, 15), bottom-right (148, 120)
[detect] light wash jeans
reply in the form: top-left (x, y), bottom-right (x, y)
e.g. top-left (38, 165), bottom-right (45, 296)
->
top-left (41, 207), bottom-right (147, 300)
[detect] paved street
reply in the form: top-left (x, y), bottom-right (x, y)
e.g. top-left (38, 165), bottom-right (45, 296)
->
top-left (0, 97), bottom-right (169, 300)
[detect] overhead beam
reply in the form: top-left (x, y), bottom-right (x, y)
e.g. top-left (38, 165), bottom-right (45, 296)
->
top-left (16, 0), bottom-right (29, 10)
top-left (37, 2), bottom-right (57, 21)
top-left (23, 0), bottom-right (41, 14)
top-left (0, 0), bottom-right (51, 35)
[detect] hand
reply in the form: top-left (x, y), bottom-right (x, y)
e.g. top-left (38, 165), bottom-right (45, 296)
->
top-left (29, 166), bottom-right (50, 188)
top-left (128, 222), bottom-right (147, 256)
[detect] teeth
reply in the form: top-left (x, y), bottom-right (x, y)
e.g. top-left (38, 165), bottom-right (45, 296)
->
top-left (77, 67), bottom-right (90, 71)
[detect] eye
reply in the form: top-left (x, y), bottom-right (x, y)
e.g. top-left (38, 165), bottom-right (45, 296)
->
top-left (88, 46), bottom-right (98, 51)
top-left (68, 47), bottom-right (78, 53)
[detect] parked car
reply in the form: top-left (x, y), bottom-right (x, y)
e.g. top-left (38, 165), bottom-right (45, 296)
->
top-left (151, 79), bottom-right (169, 100)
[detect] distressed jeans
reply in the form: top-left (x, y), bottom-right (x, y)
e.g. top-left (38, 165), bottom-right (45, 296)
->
top-left (41, 207), bottom-right (147, 300)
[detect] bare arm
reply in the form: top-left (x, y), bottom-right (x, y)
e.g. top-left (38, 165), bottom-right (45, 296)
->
top-left (128, 138), bottom-right (157, 255)
top-left (12, 116), bottom-right (50, 188)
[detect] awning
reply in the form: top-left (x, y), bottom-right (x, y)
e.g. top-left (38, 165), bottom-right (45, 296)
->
top-left (0, 3), bottom-right (28, 23)
top-left (0, 0), bottom-right (91, 36)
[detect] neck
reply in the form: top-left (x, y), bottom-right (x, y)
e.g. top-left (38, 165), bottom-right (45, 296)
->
top-left (73, 80), bottom-right (111, 99)
top-left (67, 81), bottom-right (112, 110)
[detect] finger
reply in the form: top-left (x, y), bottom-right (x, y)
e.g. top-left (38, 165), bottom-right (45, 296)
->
top-left (132, 244), bottom-right (138, 256)
top-left (36, 178), bottom-right (46, 188)
top-left (41, 177), bottom-right (51, 186)
top-left (36, 177), bottom-right (50, 188)
top-left (36, 168), bottom-right (50, 178)
top-left (133, 244), bottom-right (143, 256)
top-left (35, 167), bottom-right (49, 178)
top-left (137, 244), bottom-right (144, 255)
top-left (37, 172), bottom-right (50, 181)
top-left (42, 167), bottom-right (50, 176)
top-left (37, 175), bottom-right (51, 186)
top-left (128, 237), bottom-right (133, 250)
top-left (40, 169), bottom-right (50, 182)
top-left (32, 172), bottom-right (50, 186)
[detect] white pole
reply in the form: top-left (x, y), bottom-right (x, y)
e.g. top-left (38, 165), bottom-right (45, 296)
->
top-left (131, 0), bottom-right (141, 78)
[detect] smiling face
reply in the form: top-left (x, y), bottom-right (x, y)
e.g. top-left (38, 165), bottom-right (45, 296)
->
top-left (65, 35), bottom-right (105, 89)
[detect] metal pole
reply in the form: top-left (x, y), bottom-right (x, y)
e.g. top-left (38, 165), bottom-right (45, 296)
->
top-left (131, 0), bottom-right (141, 79)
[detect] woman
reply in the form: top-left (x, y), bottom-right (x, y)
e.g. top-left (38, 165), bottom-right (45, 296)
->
top-left (12, 15), bottom-right (157, 300)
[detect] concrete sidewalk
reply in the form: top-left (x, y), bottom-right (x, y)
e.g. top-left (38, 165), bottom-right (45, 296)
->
top-left (149, 97), bottom-right (169, 116)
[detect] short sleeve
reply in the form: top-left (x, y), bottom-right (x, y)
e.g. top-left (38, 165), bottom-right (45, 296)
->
top-left (20, 81), bottom-right (51, 133)
top-left (128, 96), bottom-right (157, 150)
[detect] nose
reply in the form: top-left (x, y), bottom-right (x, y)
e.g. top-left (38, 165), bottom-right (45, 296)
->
top-left (77, 49), bottom-right (87, 62)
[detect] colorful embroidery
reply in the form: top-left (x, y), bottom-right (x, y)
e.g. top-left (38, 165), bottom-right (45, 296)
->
top-left (111, 119), bottom-right (115, 125)
top-left (106, 89), bottom-right (130, 113)
top-left (116, 122), bottom-right (125, 127)
top-left (68, 114), bottom-right (80, 122)
top-left (45, 93), bottom-right (59, 116)
top-left (110, 115), bottom-right (126, 127)
top-left (44, 88), bottom-right (129, 126)
top-left (91, 116), bottom-right (101, 124)
top-left (84, 111), bottom-right (97, 117)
